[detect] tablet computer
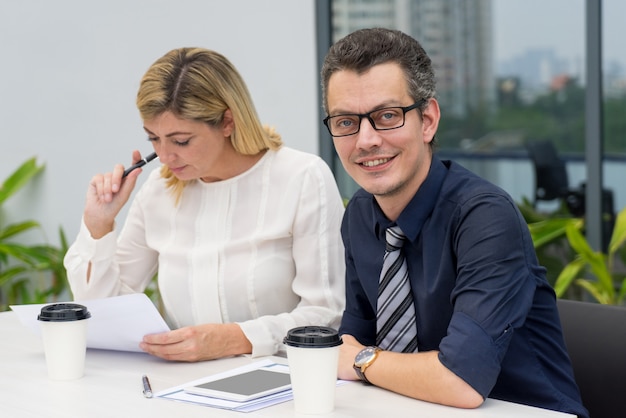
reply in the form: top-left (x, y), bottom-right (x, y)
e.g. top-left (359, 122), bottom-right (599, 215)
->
top-left (183, 367), bottom-right (292, 402)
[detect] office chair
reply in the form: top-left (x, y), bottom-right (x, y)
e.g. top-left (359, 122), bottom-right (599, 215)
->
top-left (525, 140), bottom-right (615, 250)
top-left (557, 299), bottom-right (626, 418)
top-left (525, 140), bottom-right (585, 215)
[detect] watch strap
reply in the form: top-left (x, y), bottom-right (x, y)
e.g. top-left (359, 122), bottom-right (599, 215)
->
top-left (354, 364), bottom-right (372, 383)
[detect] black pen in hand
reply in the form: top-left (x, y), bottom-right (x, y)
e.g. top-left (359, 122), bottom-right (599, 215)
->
top-left (122, 152), bottom-right (158, 178)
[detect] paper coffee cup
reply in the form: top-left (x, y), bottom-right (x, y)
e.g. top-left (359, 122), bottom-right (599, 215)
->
top-left (284, 326), bottom-right (342, 414)
top-left (38, 303), bottom-right (91, 380)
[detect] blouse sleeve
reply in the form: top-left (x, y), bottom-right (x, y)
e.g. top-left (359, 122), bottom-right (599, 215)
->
top-left (64, 184), bottom-right (159, 300)
top-left (237, 157), bottom-right (346, 357)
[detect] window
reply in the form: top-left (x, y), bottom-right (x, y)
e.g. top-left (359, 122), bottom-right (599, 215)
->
top-left (320, 0), bottom-right (625, 239)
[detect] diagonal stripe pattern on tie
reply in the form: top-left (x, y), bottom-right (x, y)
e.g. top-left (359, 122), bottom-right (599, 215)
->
top-left (376, 225), bottom-right (418, 353)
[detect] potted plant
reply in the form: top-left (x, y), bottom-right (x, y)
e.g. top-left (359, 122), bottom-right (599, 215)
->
top-left (0, 157), bottom-right (68, 311)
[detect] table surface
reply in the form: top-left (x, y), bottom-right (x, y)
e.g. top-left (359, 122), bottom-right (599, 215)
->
top-left (0, 311), bottom-right (575, 417)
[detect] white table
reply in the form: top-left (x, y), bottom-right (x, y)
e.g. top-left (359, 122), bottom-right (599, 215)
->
top-left (0, 311), bottom-right (575, 417)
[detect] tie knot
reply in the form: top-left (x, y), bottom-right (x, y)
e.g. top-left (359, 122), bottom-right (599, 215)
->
top-left (385, 226), bottom-right (406, 252)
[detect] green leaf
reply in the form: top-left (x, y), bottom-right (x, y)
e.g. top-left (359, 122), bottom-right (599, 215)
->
top-left (0, 243), bottom-right (40, 265)
top-left (576, 278), bottom-right (611, 304)
top-left (565, 223), bottom-right (596, 261)
top-left (0, 157), bottom-right (45, 205)
top-left (0, 221), bottom-right (41, 240)
top-left (7, 278), bottom-right (33, 305)
top-left (608, 206), bottom-right (626, 256)
top-left (528, 218), bottom-right (581, 249)
top-left (565, 223), bottom-right (613, 294)
top-left (553, 258), bottom-right (585, 298)
top-left (0, 265), bottom-right (30, 286)
top-left (22, 244), bottom-right (63, 270)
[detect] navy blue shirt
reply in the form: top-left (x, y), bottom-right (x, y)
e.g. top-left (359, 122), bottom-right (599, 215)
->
top-left (339, 157), bottom-right (588, 418)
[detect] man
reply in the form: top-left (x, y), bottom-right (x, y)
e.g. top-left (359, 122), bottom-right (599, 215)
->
top-left (321, 28), bottom-right (588, 418)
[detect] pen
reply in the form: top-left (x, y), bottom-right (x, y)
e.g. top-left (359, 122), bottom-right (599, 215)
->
top-left (142, 374), bottom-right (153, 398)
top-left (123, 152), bottom-right (158, 178)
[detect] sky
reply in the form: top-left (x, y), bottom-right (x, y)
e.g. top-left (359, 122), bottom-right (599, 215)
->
top-left (493, 0), bottom-right (626, 69)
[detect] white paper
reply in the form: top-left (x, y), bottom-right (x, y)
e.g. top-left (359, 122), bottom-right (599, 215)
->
top-left (156, 359), bottom-right (294, 412)
top-left (10, 293), bottom-right (170, 352)
top-left (156, 359), bottom-right (348, 413)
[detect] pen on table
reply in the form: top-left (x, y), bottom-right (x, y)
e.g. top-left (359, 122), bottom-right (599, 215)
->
top-left (123, 152), bottom-right (158, 178)
top-left (142, 374), bottom-right (153, 398)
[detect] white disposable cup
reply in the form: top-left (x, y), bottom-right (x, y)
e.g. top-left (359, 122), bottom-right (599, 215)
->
top-left (284, 326), bottom-right (342, 414)
top-left (38, 303), bottom-right (91, 381)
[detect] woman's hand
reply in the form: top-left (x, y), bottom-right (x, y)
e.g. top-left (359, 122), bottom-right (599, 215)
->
top-left (139, 323), bottom-right (253, 362)
top-left (83, 150), bottom-right (144, 239)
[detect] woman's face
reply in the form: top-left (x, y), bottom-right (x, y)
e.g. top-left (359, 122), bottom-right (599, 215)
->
top-left (143, 111), bottom-right (236, 183)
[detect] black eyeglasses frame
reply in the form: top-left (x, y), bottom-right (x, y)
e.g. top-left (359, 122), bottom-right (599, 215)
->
top-left (323, 99), bottom-right (427, 138)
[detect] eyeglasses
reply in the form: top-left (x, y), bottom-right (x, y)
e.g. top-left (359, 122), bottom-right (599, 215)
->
top-left (323, 99), bottom-right (426, 137)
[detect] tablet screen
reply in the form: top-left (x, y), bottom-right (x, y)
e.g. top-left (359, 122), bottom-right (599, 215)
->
top-left (184, 368), bottom-right (291, 402)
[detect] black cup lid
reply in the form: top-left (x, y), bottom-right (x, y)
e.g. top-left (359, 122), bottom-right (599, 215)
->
top-left (38, 303), bottom-right (91, 322)
top-left (283, 326), bottom-right (342, 348)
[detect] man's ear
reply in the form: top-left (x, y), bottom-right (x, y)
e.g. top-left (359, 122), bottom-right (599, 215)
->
top-left (222, 109), bottom-right (234, 137)
top-left (421, 98), bottom-right (440, 144)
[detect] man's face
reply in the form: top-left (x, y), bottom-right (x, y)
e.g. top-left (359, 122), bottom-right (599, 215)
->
top-left (326, 62), bottom-right (439, 217)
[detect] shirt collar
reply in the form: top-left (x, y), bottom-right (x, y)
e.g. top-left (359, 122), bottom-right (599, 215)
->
top-left (371, 155), bottom-right (447, 242)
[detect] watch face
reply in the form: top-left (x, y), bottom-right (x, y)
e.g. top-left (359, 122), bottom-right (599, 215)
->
top-left (354, 346), bottom-right (378, 367)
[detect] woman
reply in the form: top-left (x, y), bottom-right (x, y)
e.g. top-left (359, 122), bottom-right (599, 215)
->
top-left (64, 47), bottom-right (345, 362)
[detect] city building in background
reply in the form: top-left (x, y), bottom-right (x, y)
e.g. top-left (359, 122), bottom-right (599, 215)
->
top-left (331, 0), bottom-right (494, 118)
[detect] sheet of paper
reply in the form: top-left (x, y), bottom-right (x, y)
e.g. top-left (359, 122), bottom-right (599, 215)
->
top-left (156, 359), bottom-right (294, 412)
top-left (156, 359), bottom-right (348, 413)
top-left (10, 293), bottom-right (170, 352)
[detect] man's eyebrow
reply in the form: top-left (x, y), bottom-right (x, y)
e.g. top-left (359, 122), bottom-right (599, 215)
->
top-left (329, 101), bottom-right (403, 116)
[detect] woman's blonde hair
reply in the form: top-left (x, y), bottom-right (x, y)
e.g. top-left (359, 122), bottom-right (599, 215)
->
top-left (136, 47), bottom-right (282, 201)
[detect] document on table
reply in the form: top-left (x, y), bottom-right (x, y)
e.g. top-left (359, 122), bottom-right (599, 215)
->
top-left (156, 359), bottom-right (348, 413)
top-left (10, 293), bottom-right (170, 352)
top-left (156, 359), bottom-right (294, 413)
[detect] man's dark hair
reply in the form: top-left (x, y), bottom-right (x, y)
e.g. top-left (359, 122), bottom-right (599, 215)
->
top-left (321, 28), bottom-right (436, 114)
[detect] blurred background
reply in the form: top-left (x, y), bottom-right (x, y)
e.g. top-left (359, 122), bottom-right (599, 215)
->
top-left (1, 0), bottom-right (624, 307)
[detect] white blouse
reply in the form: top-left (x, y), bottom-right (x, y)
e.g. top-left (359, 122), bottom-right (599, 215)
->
top-left (64, 147), bottom-right (346, 357)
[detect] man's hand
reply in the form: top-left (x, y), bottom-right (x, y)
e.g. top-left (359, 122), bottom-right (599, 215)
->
top-left (337, 334), bottom-right (365, 380)
top-left (337, 334), bottom-right (484, 408)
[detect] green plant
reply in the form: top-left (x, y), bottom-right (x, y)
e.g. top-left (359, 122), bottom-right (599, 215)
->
top-left (553, 206), bottom-right (626, 305)
top-left (520, 198), bottom-right (582, 288)
top-left (0, 158), bottom-right (68, 311)
top-left (522, 197), bottom-right (626, 304)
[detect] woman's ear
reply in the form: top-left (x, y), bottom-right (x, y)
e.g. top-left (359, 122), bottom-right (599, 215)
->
top-left (222, 109), bottom-right (235, 137)
top-left (421, 98), bottom-right (440, 144)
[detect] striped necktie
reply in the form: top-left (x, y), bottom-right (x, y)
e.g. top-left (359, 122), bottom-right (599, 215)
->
top-left (376, 225), bottom-right (418, 352)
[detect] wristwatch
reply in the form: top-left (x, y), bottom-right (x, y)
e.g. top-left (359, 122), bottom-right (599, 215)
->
top-left (353, 346), bottom-right (382, 384)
